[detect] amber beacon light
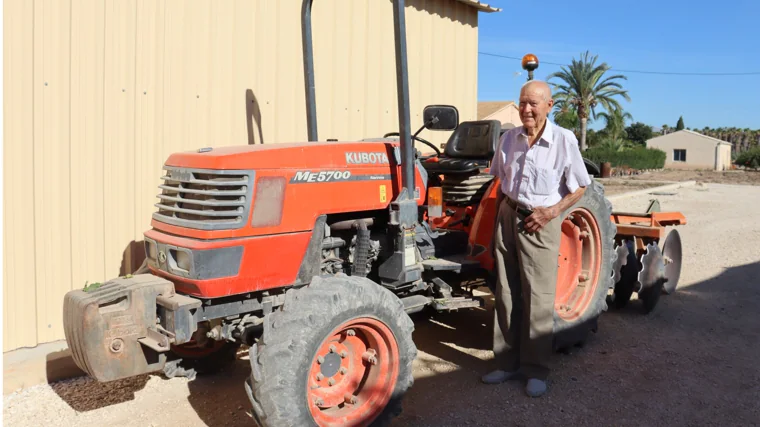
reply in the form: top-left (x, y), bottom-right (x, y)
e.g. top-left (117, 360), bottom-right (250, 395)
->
top-left (521, 54), bottom-right (539, 81)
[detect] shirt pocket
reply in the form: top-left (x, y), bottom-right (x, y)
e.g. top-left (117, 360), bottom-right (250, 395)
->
top-left (529, 166), bottom-right (559, 196)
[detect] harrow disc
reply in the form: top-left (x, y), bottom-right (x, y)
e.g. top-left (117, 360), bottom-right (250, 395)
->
top-left (609, 240), bottom-right (638, 309)
top-left (637, 243), bottom-right (666, 313)
top-left (612, 242), bottom-right (629, 285)
top-left (661, 229), bottom-right (683, 295)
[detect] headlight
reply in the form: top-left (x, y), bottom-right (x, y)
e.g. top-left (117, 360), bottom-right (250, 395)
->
top-left (145, 240), bottom-right (157, 260)
top-left (174, 249), bottom-right (192, 272)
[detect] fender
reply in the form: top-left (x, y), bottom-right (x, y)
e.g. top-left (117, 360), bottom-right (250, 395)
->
top-left (466, 177), bottom-right (501, 271)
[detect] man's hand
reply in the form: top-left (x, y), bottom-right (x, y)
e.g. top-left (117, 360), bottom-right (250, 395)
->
top-left (524, 186), bottom-right (587, 234)
top-left (524, 206), bottom-right (558, 234)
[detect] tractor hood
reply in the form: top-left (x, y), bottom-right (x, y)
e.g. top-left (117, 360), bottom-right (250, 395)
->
top-left (164, 140), bottom-right (400, 171)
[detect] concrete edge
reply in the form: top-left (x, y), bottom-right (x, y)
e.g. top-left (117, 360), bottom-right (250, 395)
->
top-left (3, 340), bottom-right (85, 395)
top-left (606, 180), bottom-right (698, 202)
top-left (596, 178), bottom-right (682, 185)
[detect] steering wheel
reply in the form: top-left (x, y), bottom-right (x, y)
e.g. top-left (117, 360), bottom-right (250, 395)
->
top-left (383, 132), bottom-right (442, 159)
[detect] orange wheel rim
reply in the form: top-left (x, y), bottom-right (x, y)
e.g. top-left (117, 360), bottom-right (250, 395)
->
top-left (307, 317), bottom-right (399, 427)
top-left (555, 208), bottom-right (603, 322)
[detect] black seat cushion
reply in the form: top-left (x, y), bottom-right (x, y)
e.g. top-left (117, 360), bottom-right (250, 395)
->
top-left (421, 120), bottom-right (501, 174)
top-left (443, 120), bottom-right (501, 159)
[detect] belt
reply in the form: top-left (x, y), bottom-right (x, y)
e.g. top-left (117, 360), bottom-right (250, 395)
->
top-left (504, 197), bottom-right (534, 217)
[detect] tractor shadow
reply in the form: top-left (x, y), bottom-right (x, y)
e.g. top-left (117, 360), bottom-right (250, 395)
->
top-left (48, 372), bottom-right (151, 412)
top-left (184, 353), bottom-right (255, 427)
top-left (116, 240), bottom-right (147, 277)
top-left (393, 261), bottom-right (760, 426)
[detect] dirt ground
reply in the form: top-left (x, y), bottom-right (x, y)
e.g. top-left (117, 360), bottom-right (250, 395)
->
top-left (596, 180), bottom-right (669, 196)
top-left (5, 183), bottom-right (760, 427)
top-left (620, 168), bottom-right (760, 186)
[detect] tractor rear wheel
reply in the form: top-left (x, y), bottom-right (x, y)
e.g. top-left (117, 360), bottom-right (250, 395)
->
top-left (553, 180), bottom-right (616, 350)
top-left (246, 274), bottom-right (417, 427)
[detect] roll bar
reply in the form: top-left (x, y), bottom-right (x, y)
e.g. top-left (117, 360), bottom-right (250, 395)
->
top-left (301, 0), bottom-right (416, 197)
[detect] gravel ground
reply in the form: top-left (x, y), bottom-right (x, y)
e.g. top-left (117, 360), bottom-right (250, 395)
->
top-left (621, 169), bottom-right (760, 186)
top-left (5, 183), bottom-right (760, 427)
top-left (599, 180), bottom-right (669, 196)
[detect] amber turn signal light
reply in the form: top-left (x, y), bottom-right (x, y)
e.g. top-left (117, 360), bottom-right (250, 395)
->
top-left (427, 187), bottom-right (443, 218)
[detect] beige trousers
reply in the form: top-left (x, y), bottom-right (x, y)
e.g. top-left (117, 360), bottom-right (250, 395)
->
top-left (492, 197), bottom-right (562, 380)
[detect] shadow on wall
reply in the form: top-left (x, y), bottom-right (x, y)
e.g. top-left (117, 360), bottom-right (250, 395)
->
top-left (119, 240), bottom-right (147, 277)
top-left (406, 0), bottom-right (477, 27)
top-left (246, 89), bottom-right (265, 145)
top-left (46, 261), bottom-right (760, 426)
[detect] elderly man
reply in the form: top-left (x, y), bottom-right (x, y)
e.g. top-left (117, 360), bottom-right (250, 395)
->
top-left (481, 80), bottom-right (591, 397)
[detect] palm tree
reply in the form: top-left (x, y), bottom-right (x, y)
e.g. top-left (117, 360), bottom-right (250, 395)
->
top-left (552, 106), bottom-right (581, 136)
top-left (597, 138), bottom-right (629, 152)
top-left (547, 51), bottom-right (631, 151)
top-left (597, 108), bottom-right (633, 141)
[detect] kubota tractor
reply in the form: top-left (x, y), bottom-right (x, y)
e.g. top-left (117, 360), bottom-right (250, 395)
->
top-left (62, 1), bottom-right (685, 426)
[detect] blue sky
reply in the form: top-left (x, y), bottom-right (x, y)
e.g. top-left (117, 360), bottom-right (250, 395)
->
top-left (476, 0), bottom-right (760, 131)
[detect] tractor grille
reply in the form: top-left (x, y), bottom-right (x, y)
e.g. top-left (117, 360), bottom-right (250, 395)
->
top-left (152, 167), bottom-right (255, 230)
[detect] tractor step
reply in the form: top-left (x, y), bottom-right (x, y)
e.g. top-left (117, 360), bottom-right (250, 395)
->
top-left (429, 276), bottom-right (483, 312)
top-left (422, 255), bottom-right (479, 273)
top-left (432, 296), bottom-right (484, 311)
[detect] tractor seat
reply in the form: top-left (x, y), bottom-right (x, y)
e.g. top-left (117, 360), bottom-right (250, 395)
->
top-left (423, 120), bottom-right (501, 175)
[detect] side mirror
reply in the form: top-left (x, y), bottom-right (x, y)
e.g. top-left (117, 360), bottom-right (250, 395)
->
top-left (423, 105), bottom-right (458, 131)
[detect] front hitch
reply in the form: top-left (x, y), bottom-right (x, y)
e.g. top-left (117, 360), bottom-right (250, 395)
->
top-left (63, 274), bottom-right (201, 382)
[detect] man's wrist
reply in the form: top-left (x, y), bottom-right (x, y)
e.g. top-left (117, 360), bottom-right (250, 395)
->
top-left (549, 206), bottom-right (560, 219)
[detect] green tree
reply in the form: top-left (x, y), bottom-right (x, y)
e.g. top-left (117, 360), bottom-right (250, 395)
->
top-left (552, 107), bottom-right (580, 135)
top-left (597, 108), bottom-right (633, 141)
top-left (585, 128), bottom-right (605, 148)
top-left (625, 122), bottom-right (654, 145)
top-left (676, 116), bottom-right (685, 130)
top-left (596, 138), bottom-right (628, 152)
top-left (547, 51), bottom-right (631, 151)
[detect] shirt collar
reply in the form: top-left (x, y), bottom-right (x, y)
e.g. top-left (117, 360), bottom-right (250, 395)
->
top-left (519, 119), bottom-right (554, 145)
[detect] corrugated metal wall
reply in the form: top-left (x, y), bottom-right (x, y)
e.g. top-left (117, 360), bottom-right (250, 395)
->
top-left (3, 0), bottom-right (480, 352)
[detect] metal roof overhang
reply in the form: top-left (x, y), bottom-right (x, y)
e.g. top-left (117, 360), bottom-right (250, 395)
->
top-left (453, 0), bottom-right (501, 12)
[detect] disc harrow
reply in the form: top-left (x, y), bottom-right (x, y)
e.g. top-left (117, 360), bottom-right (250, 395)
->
top-left (607, 200), bottom-right (686, 313)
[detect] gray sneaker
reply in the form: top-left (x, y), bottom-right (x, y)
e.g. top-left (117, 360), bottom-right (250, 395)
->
top-left (525, 378), bottom-right (547, 397)
top-left (480, 370), bottom-right (519, 384)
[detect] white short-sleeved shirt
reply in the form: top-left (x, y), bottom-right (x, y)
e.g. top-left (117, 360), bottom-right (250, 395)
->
top-left (489, 120), bottom-right (591, 210)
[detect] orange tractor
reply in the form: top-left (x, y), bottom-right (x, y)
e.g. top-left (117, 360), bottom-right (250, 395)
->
top-left (62, 1), bottom-right (685, 426)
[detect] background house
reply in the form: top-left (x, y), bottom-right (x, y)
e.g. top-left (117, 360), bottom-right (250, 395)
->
top-left (646, 129), bottom-right (733, 171)
top-left (2, 0), bottom-right (499, 353)
top-left (477, 101), bottom-right (522, 129)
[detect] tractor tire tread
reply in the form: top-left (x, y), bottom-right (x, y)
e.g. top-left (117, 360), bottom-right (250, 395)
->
top-left (553, 179), bottom-right (617, 351)
top-left (248, 273), bottom-right (417, 427)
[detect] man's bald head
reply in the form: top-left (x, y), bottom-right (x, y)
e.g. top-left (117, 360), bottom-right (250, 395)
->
top-left (519, 80), bottom-right (554, 134)
top-left (520, 80), bottom-right (552, 102)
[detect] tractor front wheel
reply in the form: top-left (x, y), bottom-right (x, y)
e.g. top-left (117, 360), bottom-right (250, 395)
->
top-left (246, 274), bottom-right (417, 427)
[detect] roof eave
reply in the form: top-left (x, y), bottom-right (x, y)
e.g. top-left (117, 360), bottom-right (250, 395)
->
top-left (453, 0), bottom-right (501, 12)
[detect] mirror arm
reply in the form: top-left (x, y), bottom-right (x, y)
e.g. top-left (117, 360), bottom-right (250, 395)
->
top-left (417, 116), bottom-right (439, 136)
top-left (413, 124), bottom-right (427, 139)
